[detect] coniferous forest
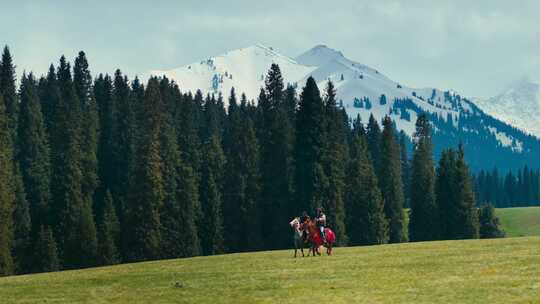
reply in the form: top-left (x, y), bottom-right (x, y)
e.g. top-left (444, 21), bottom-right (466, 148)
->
top-left (0, 47), bottom-right (505, 276)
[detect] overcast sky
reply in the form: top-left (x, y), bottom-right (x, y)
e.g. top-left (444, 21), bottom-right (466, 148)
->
top-left (2, 0), bottom-right (539, 98)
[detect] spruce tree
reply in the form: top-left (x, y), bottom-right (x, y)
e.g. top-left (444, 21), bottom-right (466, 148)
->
top-left (159, 79), bottom-right (200, 258)
top-left (51, 56), bottom-right (98, 269)
top-left (0, 94), bottom-right (15, 276)
top-left (436, 149), bottom-right (457, 239)
top-left (223, 90), bottom-right (262, 252)
top-left (454, 145), bottom-right (479, 239)
top-left (409, 114), bottom-right (439, 241)
top-left (345, 123), bottom-right (387, 245)
top-left (97, 191), bottom-right (120, 265)
top-left (294, 77), bottom-right (327, 215)
top-left (379, 116), bottom-right (405, 243)
top-left (256, 64), bottom-right (295, 249)
top-left (478, 203), bottom-right (505, 239)
top-left (73, 52), bottom-right (99, 220)
top-left (199, 135), bottom-right (225, 255)
top-left (123, 77), bottom-right (163, 262)
top-left (399, 131), bottom-right (410, 207)
top-left (33, 225), bottom-right (59, 273)
top-left (366, 114), bottom-right (382, 174)
top-left (321, 81), bottom-right (347, 245)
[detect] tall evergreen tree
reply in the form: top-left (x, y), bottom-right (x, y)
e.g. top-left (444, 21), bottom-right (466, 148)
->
top-left (366, 114), bottom-right (382, 174)
top-left (257, 64), bottom-right (295, 249)
top-left (17, 74), bottom-right (51, 273)
top-left (379, 116), bottom-right (405, 243)
top-left (345, 122), bottom-right (387, 245)
top-left (436, 149), bottom-right (457, 239)
top-left (321, 81), bottom-right (347, 245)
top-left (123, 77), bottom-right (163, 262)
top-left (453, 145), bottom-right (479, 239)
top-left (50, 56), bottom-right (98, 269)
top-left (97, 191), bottom-right (120, 265)
top-left (409, 114), bottom-right (439, 241)
top-left (199, 135), bottom-right (225, 255)
top-left (0, 93), bottom-right (15, 276)
top-left (33, 225), bottom-right (59, 273)
top-left (159, 79), bottom-right (200, 258)
top-left (295, 77), bottom-right (327, 216)
top-left (399, 131), bottom-right (410, 207)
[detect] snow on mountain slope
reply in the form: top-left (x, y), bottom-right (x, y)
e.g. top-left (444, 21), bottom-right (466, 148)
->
top-left (150, 44), bottom-right (315, 101)
top-left (150, 44), bottom-right (535, 169)
top-left (474, 77), bottom-right (540, 137)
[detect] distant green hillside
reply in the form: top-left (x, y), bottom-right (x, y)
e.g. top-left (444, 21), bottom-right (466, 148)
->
top-left (2, 237), bottom-right (540, 303)
top-left (497, 207), bottom-right (540, 237)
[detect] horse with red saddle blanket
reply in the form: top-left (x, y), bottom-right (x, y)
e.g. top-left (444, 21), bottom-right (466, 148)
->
top-left (303, 217), bottom-right (335, 256)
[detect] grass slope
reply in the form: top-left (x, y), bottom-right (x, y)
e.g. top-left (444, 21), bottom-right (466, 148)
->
top-left (497, 207), bottom-right (540, 237)
top-left (2, 237), bottom-right (540, 303)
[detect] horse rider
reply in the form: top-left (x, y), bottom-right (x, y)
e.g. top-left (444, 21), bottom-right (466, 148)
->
top-left (315, 207), bottom-right (326, 243)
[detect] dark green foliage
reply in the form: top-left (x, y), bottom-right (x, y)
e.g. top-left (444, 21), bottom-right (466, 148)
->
top-left (321, 81), bottom-right (347, 245)
top-left (11, 164), bottom-right (31, 274)
top-left (0, 46), bottom-right (19, 143)
top-left (379, 116), bottom-right (405, 243)
top-left (409, 114), bottom-right (439, 241)
top-left (123, 77), bottom-right (163, 262)
top-left (257, 64), bottom-right (295, 249)
top-left (295, 77), bottom-right (326, 213)
top-left (454, 146), bottom-right (479, 239)
top-left (223, 91), bottom-right (262, 252)
top-left (159, 78), bottom-right (200, 258)
top-left (199, 135), bottom-right (225, 255)
top-left (345, 123), bottom-right (387, 245)
top-left (97, 191), bottom-right (120, 265)
top-left (478, 203), bottom-right (505, 239)
top-left (366, 114), bottom-right (382, 174)
top-left (33, 225), bottom-right (59, 273)
top-left (437, 147), bottom-right (479, 240)
top-left (0, 93), bottom-right (14, 276)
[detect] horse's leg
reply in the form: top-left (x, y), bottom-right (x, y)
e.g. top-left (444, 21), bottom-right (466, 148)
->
top-left (301, 247), bottom-right (305, 257)
top-left (294, 247), bottom-right (297, 258)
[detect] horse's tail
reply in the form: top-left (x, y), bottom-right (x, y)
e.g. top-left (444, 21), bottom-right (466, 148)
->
top-left (325, 228), bottom-right (336, 244)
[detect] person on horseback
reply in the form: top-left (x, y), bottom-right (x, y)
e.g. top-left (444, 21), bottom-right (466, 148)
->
top-left (315, 207), bottom-right (326, 242)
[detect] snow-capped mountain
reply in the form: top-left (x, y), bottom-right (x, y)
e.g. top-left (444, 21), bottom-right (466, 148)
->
top-left (474, 77), bottom-right (540, 137)
top-left (150, 44), bottom-right (540, 171)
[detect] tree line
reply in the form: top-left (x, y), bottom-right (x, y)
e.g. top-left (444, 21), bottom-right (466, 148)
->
top-left (474, 166), bottom-right (540, 208)
top-left (0, 47), bottom-right (503, 276)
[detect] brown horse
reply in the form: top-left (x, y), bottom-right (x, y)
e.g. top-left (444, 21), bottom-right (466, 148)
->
top-left (303, 218), bottom-right (335, 256)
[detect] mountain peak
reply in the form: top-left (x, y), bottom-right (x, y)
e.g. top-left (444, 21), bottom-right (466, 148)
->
top-left (295, 44), bottom-right (345, 66)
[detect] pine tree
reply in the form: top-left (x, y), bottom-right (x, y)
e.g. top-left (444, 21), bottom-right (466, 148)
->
top-left (436, 149), bottom-right (457, 239)
top-left (399, 131), bottom-right (410, 207)
top-left (51, 56), bottom-right (97, 269)
top-left (345, 123), bottom-right (387, 245)
top-left (223, 90), bottom-right (262, 252)
top-left (73, 52), bottom-right (99, 220)
top-left (33, 225), bottom-right (59, 273)
top-left (199, 135), bottom-right (225, 255)
top-left (379, 116), bottom-right (405, 243)
top-left (321, 81), bottom-right (347, 245)
top-left (366, 114), bottom-right (382, 174)
top-left (0, 93), bottom-right (15, 276)
top-left (295, 77), bottom-right (327, 215)
top-left (0, 46), bottom-right (18, 143)
top-left (18, 74), bottom-right (50, 236)
top-left (257, 64), bottom-right (295, 249)
top-left (123, 77), bottom-right (163, 262)
top-left (454, 145), bottom-right (479, 239)
top-left (409, 114), bottom-right (439, 241)
top-left (478, 203), bottom-right (505, 238)
top-left (159, 79), bottom-right (200, 258)
top-left (97, 191), bottom-right (120, 265)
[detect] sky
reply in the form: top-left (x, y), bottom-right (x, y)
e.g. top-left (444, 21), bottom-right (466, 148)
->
top-left (2, 0), bottom-right (540, 98)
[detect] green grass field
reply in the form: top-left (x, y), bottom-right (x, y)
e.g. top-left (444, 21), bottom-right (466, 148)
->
top-left (1, 207), bottom-right (538, 303)
top-left (2, 237), bottom-right (540, 303)
top-left (497, 207), bottom-right (540, 237)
